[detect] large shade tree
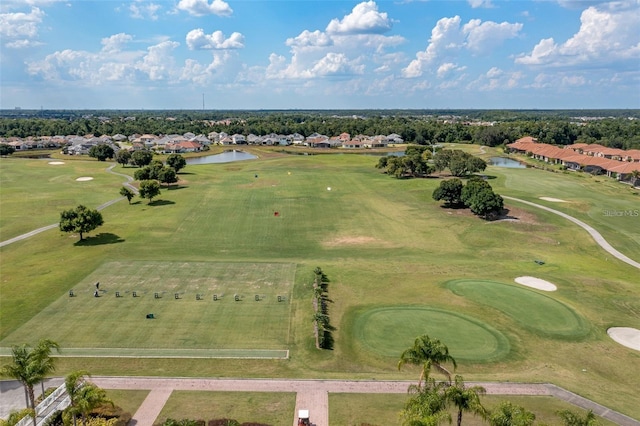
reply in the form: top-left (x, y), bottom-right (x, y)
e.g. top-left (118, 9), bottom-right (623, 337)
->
top-left (138, 180), bottom-right (161, 204)
top-left (59, 205), bottom-right (104, 241)
top-left (398, 335), bottom-right (457, 387)
top-left (0, 339), bottom-right (60, 426)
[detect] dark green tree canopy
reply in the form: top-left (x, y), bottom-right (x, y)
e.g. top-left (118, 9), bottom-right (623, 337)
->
top-left (119, 186), bottom-right (135, 204)
top-left (115, 149), bottom-right (131, 167)
top-left (166, 153), bottom-right (187, 172)
top-left (0, 143), bottom-right (16, 156)
top-left (432, 178), bottom-right (464, 207)
top-left (88, 144), bottom-right (114, 161)
top-left (59, 205), bottom-right (104, 241)
top-left (158, 167), bottom-right (178, 187)
top-left (139, 180), bottom-right (161, 203)
top-left (131, 150), bottom-right (153, 167)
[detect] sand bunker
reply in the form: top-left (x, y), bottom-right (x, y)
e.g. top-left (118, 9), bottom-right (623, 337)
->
top-left (607, 327), bottom-right (640, 351)
top-left (48, 161), bottom-right (65, 165)
top-left (514, 276), bottom-right (557, 291)
top-left (75, 177), bottom-right (94, 181)
top-left (539, 197), bottom-right (566, 202)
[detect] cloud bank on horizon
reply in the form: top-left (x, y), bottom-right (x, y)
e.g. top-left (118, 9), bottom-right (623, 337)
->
top-left (1, 0), bottom-right (638, 109)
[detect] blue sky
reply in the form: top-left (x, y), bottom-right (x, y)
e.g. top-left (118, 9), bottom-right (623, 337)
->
top-left (1, 0), bottom-right (639, 109)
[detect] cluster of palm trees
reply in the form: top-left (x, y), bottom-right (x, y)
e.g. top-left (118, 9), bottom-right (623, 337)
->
top-left (397, 335), bottom-right (601, 426)
top-left (1, 339), bottom-right (111, 426)
top-left (398, 335), bottom-right (486, 426)
top-left (0, 339), bottom-right (60, 420)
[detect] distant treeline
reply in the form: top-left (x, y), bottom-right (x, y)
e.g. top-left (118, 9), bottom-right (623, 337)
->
top-left (1, 110), bottom-right (639, 149)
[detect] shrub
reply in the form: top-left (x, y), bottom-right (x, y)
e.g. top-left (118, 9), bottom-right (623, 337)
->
top-left (208, 420), bottom-right (240, 426)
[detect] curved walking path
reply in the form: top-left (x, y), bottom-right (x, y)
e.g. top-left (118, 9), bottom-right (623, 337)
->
top-left (0, 164), bottom-right (136, 248)
top-left (504, 196), bottom-right (640, 270)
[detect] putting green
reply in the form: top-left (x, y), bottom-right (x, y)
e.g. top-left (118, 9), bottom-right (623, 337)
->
top-left (446, 279), bottom-right (590, 339)
top-left (352, 306), bottom-right (510, 362)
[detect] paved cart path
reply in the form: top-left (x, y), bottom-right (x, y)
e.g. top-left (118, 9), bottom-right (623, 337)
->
top-left (0, 164), bottom-right (135, 248)
top-left (503, 196), bottom-right (640, 270)
top-left (3, 377), bottom-right (639, 425)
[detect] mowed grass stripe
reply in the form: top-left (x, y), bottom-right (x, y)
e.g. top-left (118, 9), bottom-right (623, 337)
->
top-left (0, 261), bottom-right (295, 351)
top-left (446, 279), bottom-right (591, 339)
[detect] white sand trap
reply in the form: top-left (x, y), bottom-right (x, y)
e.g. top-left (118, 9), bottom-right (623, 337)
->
top-left (539, 197), bottom-right (566, 202)
top-left (515, 276), bottom-right (557, 291)
top-left (607, 327), bottom-right (640, 351)
top-left (48, 161), bottom-right (65, 165)
top-left (75, 177), bottom-right (94, 181)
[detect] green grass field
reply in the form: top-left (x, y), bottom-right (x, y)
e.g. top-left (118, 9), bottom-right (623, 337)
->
top-left (445, 280), bottom-right (591, 339)
top-left (1, 148), bottom-right (639, 419)
top-left (328, 393), bottom-right (618, 426)
top-left (154, 391), bottom-right (296, 425)
top-left (352, 306), bottom-right (510, 362)
top-left (0, 261), bottom-right (294, 357)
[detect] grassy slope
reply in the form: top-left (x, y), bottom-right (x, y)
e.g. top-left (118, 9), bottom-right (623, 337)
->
top-left (1, 151), bottom-right (639, 418)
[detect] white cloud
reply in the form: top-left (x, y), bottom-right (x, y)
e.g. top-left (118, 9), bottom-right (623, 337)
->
top-left (129, 1), bottom-right (161, 20)
top-left (463, 19), bottom-right (522, 54)
top-left (326, 1), bottom-right (392, 35)
top-left (436, 62), bottom-right (465, 78)
top-left (180, 53), bottom-right (229, 85)
top-left (177, 0), bottom-right (232, 17)
top-left (286, 30), bottom-right (333, 48)
top-left (468, 0), bottom-right (494, 8)
top-left (0, 7), bottom-right (44, 48)
top-left (27, 38), bottom-right (181, 83)
top-left (136, 40), bottom-right (180, 80)
top-left (101, 33), bottom-right (133, 53)
top-left (311, 52), bottom-right (365, 76)
top-left (403, 15), bottom-right (521, 78)
top-left (268, 1), bottom-right (403, 80)
top-left (472, 67), bottom-right (523, 91)
top-left (186, 29), bottom-right (244, 50)
top-left (516, 2), bottom-right (640, 66)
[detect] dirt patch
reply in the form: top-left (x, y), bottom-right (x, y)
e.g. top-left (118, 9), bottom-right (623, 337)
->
top-left (515, 276), bottom-right (557, 291)
top-left (607, 327), bottom-right (640, 351)
top-left (491, 206), bottom-right (540, 225)
top-left (539, 197), bottom-right (567, 202)
top-left (323, 236), bottom-right (389, 247)
top-left (76, 177), bottom-right (94, 181)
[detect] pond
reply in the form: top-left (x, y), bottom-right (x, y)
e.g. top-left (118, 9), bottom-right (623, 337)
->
top-left (489, 156), bottom-right (526, 168)
top-left (186, 150), bottom-right (257, 165)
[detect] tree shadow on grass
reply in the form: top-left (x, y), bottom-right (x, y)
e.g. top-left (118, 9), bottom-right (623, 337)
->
top-left (164, 185), bottom-right (188, 190)
top-left (148, 199), bottom-right (175, 206)
top-left (75, 233), bottom-right (125, 246)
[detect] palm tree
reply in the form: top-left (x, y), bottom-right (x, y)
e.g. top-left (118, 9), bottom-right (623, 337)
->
top-left (398, 335), bottom-right (457, 387)
top-left (444, 375), bottom-right (487, 426)
top-left (0, 339), bottom-right (60, 426)
top-left (401, 378), bottom-right (450, 426)
top-left (65, 371), bottom-right (113, 426)
top-left (489, 401), bottom-right (536, 426)
top-left (557, 409), bottom-right (601, 426)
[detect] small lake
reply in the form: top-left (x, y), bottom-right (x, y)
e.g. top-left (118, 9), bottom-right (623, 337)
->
top-left (489, 157), bottom-right (526, 168)
top-left (186, 150), bottom-right (257, 165)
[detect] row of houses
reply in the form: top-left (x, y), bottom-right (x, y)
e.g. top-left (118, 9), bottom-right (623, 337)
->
top-left (1, 131), bottom-right (405, 154)
top-left (506, 137), bottom-right (640, 181)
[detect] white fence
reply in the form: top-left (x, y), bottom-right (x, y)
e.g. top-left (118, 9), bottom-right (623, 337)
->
top-left (16, 383), bottom-right (70, 426)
